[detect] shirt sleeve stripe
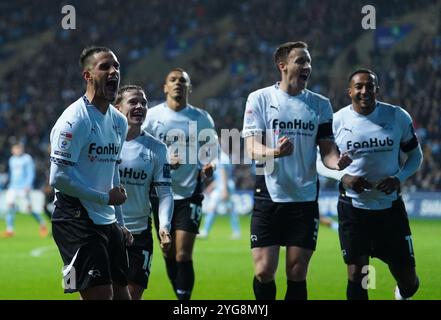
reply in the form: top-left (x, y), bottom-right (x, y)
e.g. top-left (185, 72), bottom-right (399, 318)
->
top-left (50, 157), bottom-right (75, 166)
top-left (152, 182), bottom-right (172, 186)
top-left (242, 129), bottom-right (264, 138)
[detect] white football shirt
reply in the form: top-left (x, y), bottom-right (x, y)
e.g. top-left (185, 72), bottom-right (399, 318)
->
top-left (333, 101), bottom-right (418, 209)
top-left (243, 83), bottom-right (334, 202)
top-left (119, 131), bottom-right (171, 234)
top-left (143, 102), bottom-right (217, 200)
top-left (50, 96), bottom-right (128, 224)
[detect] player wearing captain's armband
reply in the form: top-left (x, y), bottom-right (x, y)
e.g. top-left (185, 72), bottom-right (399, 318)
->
top-left (242, 41), bottom-right (351, 300)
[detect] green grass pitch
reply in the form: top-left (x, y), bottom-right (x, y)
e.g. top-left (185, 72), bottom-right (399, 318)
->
top-left (0, 214), bottom-right (440, 300)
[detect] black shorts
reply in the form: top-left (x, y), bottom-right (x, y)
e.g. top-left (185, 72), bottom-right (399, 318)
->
top-left (338, 196), bottom-right (415, 267)
top-left (51, 193), bottom-right (128, 293)
top-left (127, 228), bottom-right (154, 289)
top-left (151, 196), bottom-right (203, 235)
top-left (251, 198), bottom-right (320, 250)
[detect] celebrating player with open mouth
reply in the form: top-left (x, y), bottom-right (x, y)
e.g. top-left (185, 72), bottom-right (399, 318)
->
top-left (243, 41), bottom-right (351, 300)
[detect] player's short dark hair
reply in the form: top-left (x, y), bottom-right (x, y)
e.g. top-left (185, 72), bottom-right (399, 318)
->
top-left (115, 85), bottom-right (145, 105)
top-left (348, 68), bottom-right (379, 86)
top-left (274, 41), bottom-right (308, 67)
top-left (79, 46), bottom-right (111, 70)
top-left (165, 67), bottom-right (191, 84)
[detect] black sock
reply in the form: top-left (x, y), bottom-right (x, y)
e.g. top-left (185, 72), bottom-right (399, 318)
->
top-left (285, 280), bottom-right (307, 300)
top-left (165, 258), bottom-right (177, 291)
top-left (398, 276), bottom-right (420, 299)
top-left (347, 279), bottom-right (368, 300)
top-left (175, 260), bottom-right (194, 300)
top-left (253, 276), bottom-right (276, 300)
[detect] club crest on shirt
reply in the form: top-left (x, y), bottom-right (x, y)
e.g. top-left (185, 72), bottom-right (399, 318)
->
top-left (140, 152), bottom-right (151, 162)
top-left (58, 131), bottom-right (73, 150)
top-left (113, 124), bottom-right (122, 136)
top-left (379, 123), bottom-right (393, 131)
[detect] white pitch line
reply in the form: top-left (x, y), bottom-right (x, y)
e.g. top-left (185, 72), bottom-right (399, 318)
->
top-left (30, 245), bottom-right (56, 257)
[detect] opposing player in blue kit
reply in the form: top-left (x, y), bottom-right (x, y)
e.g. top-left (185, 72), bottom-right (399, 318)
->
top-left (199, 148), bottom-right (241, 240)
top-left (317, 69), bottom-right (422, 300)
top-left (115, 85), bottom-right (174, 300)
top-left (3, 143), bottom-right (48, 238)
top-left (243, 41), bottom-right (352, 300)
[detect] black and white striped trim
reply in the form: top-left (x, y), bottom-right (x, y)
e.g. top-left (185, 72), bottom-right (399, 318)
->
top-left (50, 156), bottom-right (75, 166)
top-left (152, 181), bottom-right (171, 187)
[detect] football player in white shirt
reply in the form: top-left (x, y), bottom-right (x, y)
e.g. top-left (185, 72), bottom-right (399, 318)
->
top-left (49, 47), bottom-right (132, 300)
top-left (115, 85), bottom-right (174, 300)
top-left (317, 69), bottom-right (422, 300)
top-left (143, 68), bottom-right (217, 300)
top-left (243, 41), bottom-right (351, 300)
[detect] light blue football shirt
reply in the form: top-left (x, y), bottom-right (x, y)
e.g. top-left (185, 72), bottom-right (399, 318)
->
top-left (8, 153), bottom-right (35, 190)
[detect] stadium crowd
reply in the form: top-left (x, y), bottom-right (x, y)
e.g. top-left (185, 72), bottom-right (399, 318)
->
top-left (0, 0), bottom-right (439, 192)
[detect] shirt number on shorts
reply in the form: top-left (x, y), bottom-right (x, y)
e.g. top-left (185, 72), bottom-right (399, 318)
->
top-left (313, 218), bottom-right (319, 242)
top-left (190, 203), bottom-right (202, 225)
top-left (142, 250), bottom-right (153, 277)
top-left (405, 235), bottom-right (415, 258)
